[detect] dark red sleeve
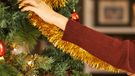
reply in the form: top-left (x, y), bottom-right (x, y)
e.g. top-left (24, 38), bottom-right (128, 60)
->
top-left (62, 19), bottom-right (135, 73)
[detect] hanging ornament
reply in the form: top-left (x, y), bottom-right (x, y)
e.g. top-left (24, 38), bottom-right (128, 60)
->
top-left (71, 9), bottom-right (80, 21)
top-left (0, 56), bottom-right (5, 63)
top-left (0, 40), bottom-right (6, 56)
top-left (26, 0), bottom-right (121, 73)
top-left (27, 60), bottom-right (34, 67)
top-left (0, 40), bottom-right (6, 63)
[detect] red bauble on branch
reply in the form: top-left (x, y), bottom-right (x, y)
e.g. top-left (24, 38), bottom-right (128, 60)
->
top-left (71, 11), bottom-right (80, 22)
top-left (0, 40), bottom-right (6, 56)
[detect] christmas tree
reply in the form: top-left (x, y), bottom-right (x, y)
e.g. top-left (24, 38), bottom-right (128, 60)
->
top-left (0, 0), bottom-right (92, 76)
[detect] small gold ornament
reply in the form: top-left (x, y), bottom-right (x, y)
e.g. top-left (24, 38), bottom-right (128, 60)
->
top-left (27, 60), bottom-right (34, 67)
top-left (0, 56), bottom-right (5, 63)
top-left (11, 43), bottom-right (29, 55)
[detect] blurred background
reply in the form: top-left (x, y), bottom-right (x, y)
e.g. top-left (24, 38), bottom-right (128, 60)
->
top-left (78, 0), bottom-right (135, 76)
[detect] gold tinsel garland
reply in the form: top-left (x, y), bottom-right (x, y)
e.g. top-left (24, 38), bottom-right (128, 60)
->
top-left (28, 0), bottom-right (121, 72)
top-left (41, 0), bottom-right (68, 8)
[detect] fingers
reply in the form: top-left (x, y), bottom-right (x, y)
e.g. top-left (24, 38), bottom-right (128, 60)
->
top-left (17, 0), bottom-right (22, 4)
top-left (130, 74), bottom-right (135, 76)
top-left (21, 6), bottom-right (37, 12)
top-left (127, 72), bottom-right (135, 76)
top-left (17, 0), bottom-right (22, 3)
top-left (19, 0), bottom-right (38, 9)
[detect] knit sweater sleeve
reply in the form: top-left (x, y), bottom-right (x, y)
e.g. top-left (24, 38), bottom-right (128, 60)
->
top-left (62, 19), bottom-right (135, 73)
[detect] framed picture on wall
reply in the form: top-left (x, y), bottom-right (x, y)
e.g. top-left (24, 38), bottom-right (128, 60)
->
top-left (94, 0), bottom-right (132, 27)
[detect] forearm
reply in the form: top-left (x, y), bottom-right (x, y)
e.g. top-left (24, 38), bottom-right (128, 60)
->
top-left (62, 20), bottom-right (135, 73)
top-left (52, 12), bottom-right (68, 30)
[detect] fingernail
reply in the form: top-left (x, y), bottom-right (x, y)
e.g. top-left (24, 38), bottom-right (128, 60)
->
top-left (21, 9), bottom-right (24, 12)
top-left (19, 6), bottom-right (21, 8)
top-left (19, 4), bottom-right (23, 9)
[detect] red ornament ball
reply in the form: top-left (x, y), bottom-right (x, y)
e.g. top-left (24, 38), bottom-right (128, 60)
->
top-left (0, 40), bottom-right (6, 56)
top-left (71, 12), bottom-right (79, 21)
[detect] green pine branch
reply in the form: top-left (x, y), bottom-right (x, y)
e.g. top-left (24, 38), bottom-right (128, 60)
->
top-left (0, 0), bottom-right (92, 76)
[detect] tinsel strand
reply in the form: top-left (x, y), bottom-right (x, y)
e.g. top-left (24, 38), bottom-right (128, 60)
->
top-left (41, 0), bottom-right (68, 8)
top-left (26, 0), bottom-right (122, 73)
top-left (28, 13), bottom-right (121, 73)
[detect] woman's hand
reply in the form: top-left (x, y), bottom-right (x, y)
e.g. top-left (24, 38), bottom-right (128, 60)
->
top-left (18, 0), bottom-right (68, 30)
top-left (127, 72), bottom-right (135, 76)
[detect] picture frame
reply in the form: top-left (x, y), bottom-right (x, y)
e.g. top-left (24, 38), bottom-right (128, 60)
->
top-left (94, 0), bottom-right (132, 27)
